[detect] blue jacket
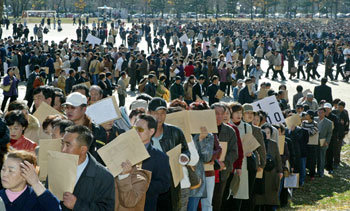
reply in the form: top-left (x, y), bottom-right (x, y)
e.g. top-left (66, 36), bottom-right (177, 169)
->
top-left (2, 75), bottom-right (18, 97)
top-left (0, 186), bottom-right (61, 211)
top-left (142, 144), bottom-right (171, 211)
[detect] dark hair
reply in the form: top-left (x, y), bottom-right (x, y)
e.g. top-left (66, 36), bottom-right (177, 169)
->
top-left (230, 103), bottom-right (243, 113)
top-left (129, 108), bottom-right (145, 120)
top-left (261, 124), bottom-right (273, 137)
top-left (72, 84), bottom-right (90, 98)
top-left (332, 98), bottom-right (341, 105)
top-left (169, 99), bottom-right (188, 110)
top-left (5, 110), bottom-right (29, 131)
top-left (99, 72), bottom-right (106, 80)
top-left (189, 101), bottom-right (209, 110)
top-left (211, 102), bottom-right (227, 112)
top-left (33, 85), bottom-right (54, 104)
top-left (8, 100), bottom-right (29, 112)
top-left (69, 69), bottom-right (75, 75)
top-left (65, 125), bottom-right (94, 149)
top-left (53, 119), bottom-right (74, 135)
top-left (296, 85), bottom-right (303, 92)
top-left (137, 114), bottom-right (157, 136)
top-left (321, 77), bottom-right (327, 85)
top-left (42, 114), bottom-right (64, 130)
top-left (338, 101), bottom-right (346, 107)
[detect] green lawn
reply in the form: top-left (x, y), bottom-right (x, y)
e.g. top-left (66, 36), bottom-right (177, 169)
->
top-left (280, 136), bottom-right (350, 210)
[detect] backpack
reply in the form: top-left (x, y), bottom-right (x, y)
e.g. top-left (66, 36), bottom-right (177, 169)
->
top-left (90, 61), bottom-right (98, 74)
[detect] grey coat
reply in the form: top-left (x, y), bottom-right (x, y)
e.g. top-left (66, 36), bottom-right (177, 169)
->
top-left (218, 123), bottom-right (239, 181)
top-left (315, 117), bottom-right (333, 146)
top-left (190, 133), bottom-right (214, 198)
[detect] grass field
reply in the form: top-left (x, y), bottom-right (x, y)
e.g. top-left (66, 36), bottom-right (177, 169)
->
top-left (281, 135), bottom-right (350, 210)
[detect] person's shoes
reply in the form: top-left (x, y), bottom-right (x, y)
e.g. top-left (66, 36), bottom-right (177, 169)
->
top-left (328, 170), bottom-right (334, 174)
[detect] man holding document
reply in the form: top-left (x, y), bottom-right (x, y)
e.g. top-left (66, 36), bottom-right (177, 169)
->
top-left (60, 125), bottom-right (115, 210)
top-left (148, 97), bottom-right (191, 211)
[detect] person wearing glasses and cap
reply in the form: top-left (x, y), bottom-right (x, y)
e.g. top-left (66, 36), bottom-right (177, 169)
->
top-left (147, 97), bottom-right (191, 211)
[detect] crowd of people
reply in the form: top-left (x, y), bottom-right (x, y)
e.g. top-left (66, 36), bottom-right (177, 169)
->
top-left (0, 17), bottom-right (349, 211)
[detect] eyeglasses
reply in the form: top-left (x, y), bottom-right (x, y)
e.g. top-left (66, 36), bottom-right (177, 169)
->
top-left (132, 126), bottom-right (145, 133)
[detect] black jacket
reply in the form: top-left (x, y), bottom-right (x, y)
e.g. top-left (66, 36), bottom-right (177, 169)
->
top-left (142, 144), bottom-right (171, 211)
top-left (238, 86), bottom-right (256, 104)
top-left (65, 76), bottom-right (76, 95)
top-left (61, 153), bottom-right (115, 211)
top-left (207, 83), bottom-right (219, 106)
top-left (154, 123), bottom-right (190, 211)
top-left (314, 84), bottom-right (332, 103)
top-left (192, 82), bottom-right (204, 100)
top-left (144, 82), bottom-right (157, 97)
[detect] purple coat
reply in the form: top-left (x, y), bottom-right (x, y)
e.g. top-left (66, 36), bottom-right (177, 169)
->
top-left (2, 75), bottom-right (18, 96)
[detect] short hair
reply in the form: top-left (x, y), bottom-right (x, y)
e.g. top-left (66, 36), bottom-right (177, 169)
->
top-left (69, 69), bottom-right (75, 75)
top-left (54, 91), bottom-right (66, 104)
top-left (169, 99), bottom-right (188, 110)
top-left (129, 108), bottom-right (146, 120)
top-left (33, 85), bottom-right (54, 104)
top-left (72, 84), bottom-right (90, 98)
top-left (53, 119), bottom-right (74, 135)
top-left (5, 110), bottom-right (28, 130)
top-left (332, 98), bottom-right (341, 105)
top-left (137, 114), bottom-right (157, 136)
top-left (98, 72), bottom-right (106, 80)
top-left (211, 102), bottom-right (227, 112)
top-left (8, 100), bottom-right (29, 112)
top-left (42, 114), bottom-right (64, 130)
top-left (230, 103), bottom-right (243, 113)
top-left (7, 150), bottom-right (37, 167)
top-left (90, 85), bottom-right (103, 96)
top-left (65, 125), bottom-right (94, 149)
top-left (261, 124), bottom-right (273, 136)
top-left (338, 101), bottom-right (346, 107)
top-left (321, 77), bottom-right (327, 84)
top-left (189, 101), bottom-right (209, 110)
top-left (296, 85), bottom-right (303, 92)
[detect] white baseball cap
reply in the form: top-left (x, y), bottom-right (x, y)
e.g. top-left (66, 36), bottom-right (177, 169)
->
top-left (324, 103), bottom-right (332, 109)
top-left (63, 92), bottom-right (88, 107)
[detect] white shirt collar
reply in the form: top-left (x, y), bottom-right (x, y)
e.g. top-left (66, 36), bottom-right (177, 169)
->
top-left (76, 155), bottom-right (89, 184)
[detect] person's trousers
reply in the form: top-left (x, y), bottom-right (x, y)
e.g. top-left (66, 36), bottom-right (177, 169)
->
top-left (221, 173), bottom-right (238, 211)
top-left (187, 197), bottom-right (201, 211)
top-left (92, 74), bottom-right (98, 85)
top-left (312, 65), bottom-right (321, 78)
top-left (297, 65), bottom-right (305, 79)
top-left (180, 188), bottom-right (190, 211)
top-left (334, 138), bottom-right (343, 166)
top-left (335, 65), bottom-right (345, 80)
top-left (265, 65), bottom-right (274, 77)
top-left (1, 95), bottom-right (17, 111)
top-left (118, 94), bottom-right (125, 107)
top-left (241, 168), bottom-right (257, 211)
top-left (300, 157), bottom-right (307, 186)
top-left (326, 138), bottom-right (337, 171)
top-left (272, 70), bottom-right (286, 80)
top-left (324, 68), bottom-right (334, 81)
top-left (307, 145), bottom-right (317, 177)
top-left (317, 145), bottom-right (328, 177)
top-left (201, 176), bottom-right (215, 211)
top-left (213, 179), bottom-right (227, 211)
top-left (257, 57), bottom-right (262, 64)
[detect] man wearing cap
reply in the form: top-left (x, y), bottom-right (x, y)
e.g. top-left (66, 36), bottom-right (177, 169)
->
top-left (315, 107), bottom-right (333, 177)
top-left (233, 79), bottom-right (244, 102)
top-left (170, 76), bottom-right (184, 101)
top-left (147, 97), bottom-right (190, 211)
top-left (238, 78), bottom-right (256, 105)
top-left (63, 92), bottom-right (107, 164)
top-left (192, 75), bottom-right (206, 101)
top-left (299, 93), bottom-right (318, 112)
top-left (324, 103), bottom-right (340, 174)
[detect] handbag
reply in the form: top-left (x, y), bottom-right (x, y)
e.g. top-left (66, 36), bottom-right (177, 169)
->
top-left (229, 173), bottom-right (240, 196)
top-left (290, 67), bottom-right (297, 74)
top-left (275, 65), bottom-right (282, 71)
top-left (186, 166), bottom-right (202, 190)
top-left (1, 81), bottom-right (11, 92)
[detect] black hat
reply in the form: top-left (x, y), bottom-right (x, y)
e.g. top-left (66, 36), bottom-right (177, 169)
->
top-left (175, 76), bottom-right (181, 81)
top-left (199, 75), bottom-right (205, 80)
top-left (148, 97), bottom-right (167, 111)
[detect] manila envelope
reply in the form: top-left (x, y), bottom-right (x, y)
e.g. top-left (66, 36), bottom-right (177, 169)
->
top-left (256, 170), bottom-right (263, 179)
top-left (308, 133), bottom-right (319, 145)
top-left (258, 88), bottom-right (269, 99)
top-left (48, 151), bottom-right (78, 201)
top-left (167, 144), bottom-right (184, 187)
top-left (165, 111), bottom-right (192, 143)
top-left (242, 133), bottom-right (260, 154)
top-left (204, 163), bottom-right (214, 171)
top-left (97, 129), bottom-right (150, 177)
top-left (38, 139), bottom-right (62, 181)
top-left (75, 81), bottom-right (91, 89)
top-left (285, 114), bottom-right (301, 129)
top-left (86, 95), bottom-right (122, 125)
top-left (33, 102), bottom-right (63, 125)
top-left (282, 90), bottom-right (289, 101)
top-left (219, 142), bottom-right (228, 161)
top-left (215, 89), bottom-right (225, 100)
top-left (188, 110), bottom-right (218, 134)
top-left (278, 135), bottom-right (285, 155)
top-left (320, 138), bottom-right (326, 147)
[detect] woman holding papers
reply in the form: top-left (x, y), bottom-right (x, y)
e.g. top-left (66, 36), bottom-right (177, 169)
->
top-left (255, 125), bottom-right (283, 210)
top-left (0, 150), bottom-right (61, 210)
top-left (187, 101), bottom-right (214, 211)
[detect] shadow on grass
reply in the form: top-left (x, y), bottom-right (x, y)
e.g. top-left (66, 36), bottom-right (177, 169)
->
top-left (280, 145), bottom-right (350, 210)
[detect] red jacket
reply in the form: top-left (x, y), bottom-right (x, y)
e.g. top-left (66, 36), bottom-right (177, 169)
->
top-left (10, 135), bottom-right (37, 152)
top-left (184, 65), bottom-right (194, 77)
top-left (228, 123), bottom-right (244, 171)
